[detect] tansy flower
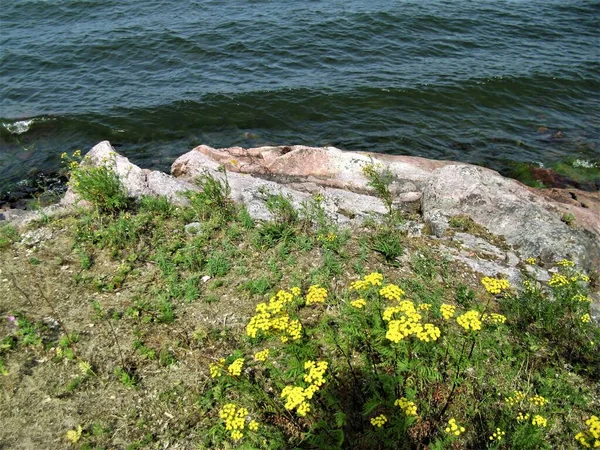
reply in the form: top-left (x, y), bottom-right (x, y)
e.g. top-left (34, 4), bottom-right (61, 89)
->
top-left (228, 358), bottom-right (244, 376)
top-left (505, 390), bottom-right (527, 406)
top-left (254, 349), bottom-right (269, 362)
top-left (418, 303), bottom-right (431, 311)
top-left (379, 284), bottom-right (405, 301)
top-left (581, 314), bottom-right (591, 324)
top-left (440, 304), bottom-right (456, 320)
top-left (557, 259), bottom-right (575, 267)
top-left (532, 415), bottom-right (547, 427)
top-left (526, 257), bottom-right (537, 265)
top-left (306, 285), bottom-right (328, 305)
top-left (529, 395), bottom-right (547, 407)
top-left (395, 397), bottom-right (418, 416)
top-left (489, 428), bottom-right (505, 441)
top-left (65, 425), bottom-right (82, 443)
top-left (456, 310), bottom-right (482, 331)
top-left (371, 414), bottom-right (387, 428)
top-left (351, 299), bottom-right (367, 309)
top-left (481, 277), bottom-right (510, 294)
top-left (248, 420), bottom-right (259, 431)
top-left (517, 412), bottom-right (530, 423)
top-left (445, 418), bottom-right (466, 436)
top-left (549, 273), bottom-right (569, 287)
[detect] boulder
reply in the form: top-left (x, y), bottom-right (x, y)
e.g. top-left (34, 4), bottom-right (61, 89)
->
top-left (421, 164), bottom-right (600, 275)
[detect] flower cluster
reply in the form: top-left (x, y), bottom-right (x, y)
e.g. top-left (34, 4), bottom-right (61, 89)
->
top-left (219, 403), bottom-right (249, 441)
top-left (253, 349), bottom-right (269, 362)
top-left (575, 415), bottom-right (600, 448)
top-left (489, 428), bottom-right (506, 441)
top-left (549, 273), bottom-right (570, 287)
top-left (395, 397), bottom-right (417, 416)
top-left (504, 390), bottom-right (527, 407)
top-left (371, 414), bottom-right (388, 428)
top-left (482, 313), bottom-right (507, 325)
top-left (281, 360), bottom-right (328, 417)
top-left (209, 358), bottom-right (226, 378)
top-left (526, 257), bottom-right (537, 265)
top-left (529, 394), bottom-right (548, 407)
top-left (581, 314), bottom-right (591, 324)
top-left (517, 412), bottom-right (530, 423)
top-left (306, 285), bottom-right (328, 305)
top-left (228, 358), bottom-right (244, 376)
top-left (418, 303), bottom-right (431, 311)
top-left (350, 272), bottom-right (383, 290)
top-left (379, 283), bottom-right (405, 301)
top-left (384, 301), bottom-right (441, 343)
top-left (350, 298), bottom-right (367, 309)
top-left (248, 420), bottom-right (260, 431)
top-left (246, 289), bottom-right (302, 342)
top-left (573, 294), bottom-right (591, 303)
top-left (481, 277), bottom-right (511, 294)
top-left (532, 415), bottom-right (547, 428)
top-left (440, 304), bottom-right (456, 320)
top-left (456, 310), bottom-right (482, 332)
top-left (445, 418), bottom-right (466, 436)
top-left (557, 259), bottom-right (576, 267)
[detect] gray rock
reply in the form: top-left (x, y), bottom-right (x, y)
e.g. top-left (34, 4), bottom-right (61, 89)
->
top-left (21, 227), bottom-right (53, 247)
top-left (453, 232), bottom-right (505, 260)
top-left (422, 164), bottom-right (600, 275)
top-left (450, 251), bottom-right (522, 286)
top-left (393, 191), bottom-right (422, 215)
top-left (505, 251), bottom-right (520, 267)
top-left (184, 222), bottom-right (202, 235)
top-left (524, 265), bottom-right (551, 282)
top-left (426, 211), bottom-right (449, 238)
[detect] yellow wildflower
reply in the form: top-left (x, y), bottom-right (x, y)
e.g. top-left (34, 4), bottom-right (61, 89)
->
top-left (505, 390), bottom-right (527, 406)
top-left (532, 415), bottom-right (547, 427)
top-left (581, 314), bottom-right (591, 324)
top-left (573, 294), bottom-right (591, 303)
top-left (291, 286), bottom-right (301, 297)
top-left (248, 420), bottom-right (259, 431)
top-left (65, 425), bottom-right (83, 443)
top-left (231, 430), bottom-right (243, 440)
top-left (416, 323), bottom-right (441, 342)
top-left (395, 397), bottom-right (418, 416)
top-left (370, 414), bottom-right (387, 428)
top-left (254, 349), bottom-right (269, 362)
top-left (418, 303), bottom-right (431, 311)
top-left (379, 284), bottom-right (405, 301)
top-left (351, 298), bottom-right (367, 309)
top-left (228, 358), bottom-right (244, 376)
top-left (306, 285), bottom-right (328, 305)
top-left (526, 257), bottom-right (537, 265)
top-left (549, 273), bottom-right (569, 287)
top-left (483, 313), bottom-right (507, 325)
top-left (456, 310), bottom-right (482, 331)
top-left (517, 412), bottom-right (530, 423)
top-left (481, 277), bottom-right (510, 294)
top-left (304, 360), bottom-right (328, 387)
top-left (445, 418), bottom-right (466, 436)
top-left (529, 395), bottom-right (548, 407)
top-left (209, 359), bottom-right (224, 378)
top-left (440, 304), bottom-right (456, 320)
top-left (351, 272), bottom-right (383, 290)
top-left (557, 259), bottom-right (575, 267)
top-left (489, 428), bottom-right (506, 441)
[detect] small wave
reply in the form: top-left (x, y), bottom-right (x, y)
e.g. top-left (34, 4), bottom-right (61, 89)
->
top-left (572, 159), bottom-right (597, 169)
top-left (2, 119), bottom-right (35, 135)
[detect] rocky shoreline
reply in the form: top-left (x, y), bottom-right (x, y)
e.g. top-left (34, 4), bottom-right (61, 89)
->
top-left (2, 140), bottom-right (599, 309)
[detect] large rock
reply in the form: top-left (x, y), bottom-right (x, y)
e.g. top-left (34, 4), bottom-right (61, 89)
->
top-left (61, 141), bottom-right (199, 207)
top-left (421, 164), bottom-right (600, 275)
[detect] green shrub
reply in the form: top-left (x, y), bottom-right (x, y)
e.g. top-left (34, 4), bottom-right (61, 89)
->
top-left (64, 151), bottom-right (130, 214)
top-left (202, 262), bottom-right (598, 449)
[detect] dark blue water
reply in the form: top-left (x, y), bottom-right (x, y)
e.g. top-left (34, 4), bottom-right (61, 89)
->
top-left (1, 0), bottom-right (599, 196)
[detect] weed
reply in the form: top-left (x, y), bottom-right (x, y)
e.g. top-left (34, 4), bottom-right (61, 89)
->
top-left (370, 229), bottom-right (403, 265)
top-left (189, 169), bottom-right (235, 223)
top-left (114, 367), bottom-right (137, 388)
top-left (561, 212), bottom-right (575, 226)
top-left (362, 159), bottom-right (394, 213)
top-left (64, 151), bottom-right (130, 214)
top-left (206, 252), bottom-right (231, 277)
top-left (0, 224), bottom-right (19, 248)
top-left (265, 192), bottom-right (298, 225)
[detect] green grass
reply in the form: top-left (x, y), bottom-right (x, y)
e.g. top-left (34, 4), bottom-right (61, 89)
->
top-left (0, 163), bottom-right (598, 450)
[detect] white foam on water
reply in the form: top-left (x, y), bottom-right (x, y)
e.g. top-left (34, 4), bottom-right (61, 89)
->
top-left (572, 159), bottom-right (597, 169)
top-left (3, 119), bottom-right (35, 135)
